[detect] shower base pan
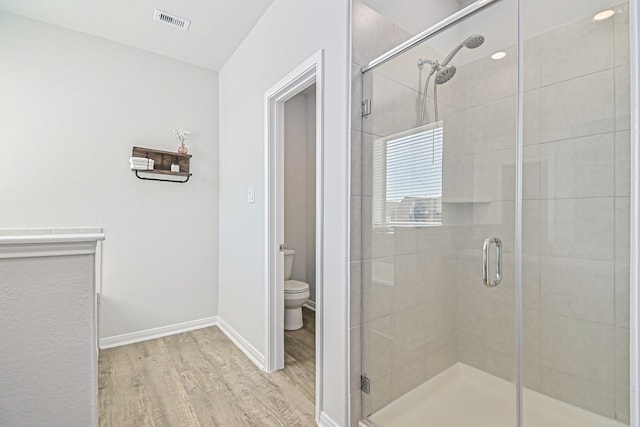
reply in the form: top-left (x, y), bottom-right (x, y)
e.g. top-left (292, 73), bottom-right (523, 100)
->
top-left (364, 363), bottom-right (627, 427)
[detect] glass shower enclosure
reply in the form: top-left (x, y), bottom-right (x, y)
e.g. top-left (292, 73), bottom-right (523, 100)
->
top-left (357, 0), bottom-right (632, 425)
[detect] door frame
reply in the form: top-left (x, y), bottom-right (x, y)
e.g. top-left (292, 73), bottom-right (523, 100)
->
top-left (264, 50), bottom-right (324, 422)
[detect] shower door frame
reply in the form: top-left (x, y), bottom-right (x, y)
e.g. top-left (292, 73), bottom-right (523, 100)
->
top-left (358, 0), bottom-right (640, 425)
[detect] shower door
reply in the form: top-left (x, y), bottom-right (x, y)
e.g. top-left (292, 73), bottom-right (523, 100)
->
top-left (357, 0), bottom-right (632, 425)
top-left (359, 0), bottom-right (519, 423)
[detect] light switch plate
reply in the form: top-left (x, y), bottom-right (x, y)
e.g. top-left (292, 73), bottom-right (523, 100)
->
top-left (247, 186), bottom-right (255, 204)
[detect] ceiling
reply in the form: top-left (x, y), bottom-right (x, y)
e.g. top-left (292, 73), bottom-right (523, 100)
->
top-left (0, 0), bottom-right (274, 71)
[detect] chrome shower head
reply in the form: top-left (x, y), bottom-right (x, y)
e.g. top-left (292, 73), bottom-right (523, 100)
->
top-left (441, 33), bottom-right (486, 66)
top-left (435, 65), bottom-right (456, 84)
top-left (463, 34), bottom-right (485, 49)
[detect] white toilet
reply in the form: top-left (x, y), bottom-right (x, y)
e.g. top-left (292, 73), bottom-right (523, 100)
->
top-left (284, 249), bottom-right (310, 330)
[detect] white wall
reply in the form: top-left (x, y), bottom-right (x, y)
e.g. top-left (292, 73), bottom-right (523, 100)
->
top-left (0, 13), bottom-right (220, 341)
top-left (218, 0), bottom-right (350, 424)
top-left (285, 89), bottom-right (316, 302)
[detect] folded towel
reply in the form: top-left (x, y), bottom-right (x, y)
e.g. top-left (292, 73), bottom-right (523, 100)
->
top-left (130, 159), bottom-right (153, 166)
top-left (130, 164), bottom-right (150, 170)
top-left (130, 157), bottom-right (149, 163)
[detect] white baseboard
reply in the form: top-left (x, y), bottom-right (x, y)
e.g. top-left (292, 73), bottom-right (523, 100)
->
top-left (303, 300), bottom-right (316, 311)
top-left (99, 316), bottom-right (218, 349)
top-left (319, 411), bottom-right (341, 427)
top-left (217, 316), bottom-right (266, 370)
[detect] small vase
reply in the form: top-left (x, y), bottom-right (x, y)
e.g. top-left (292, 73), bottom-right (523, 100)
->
top-left (177, 142), bottom-right (188, 154)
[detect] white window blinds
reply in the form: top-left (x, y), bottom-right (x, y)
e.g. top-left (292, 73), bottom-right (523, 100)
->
top-left (373, 121), bottom-right (443, 227)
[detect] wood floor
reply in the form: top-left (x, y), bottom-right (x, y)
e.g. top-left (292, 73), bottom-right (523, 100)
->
top-left (98, 308), bottom-right (316, 427)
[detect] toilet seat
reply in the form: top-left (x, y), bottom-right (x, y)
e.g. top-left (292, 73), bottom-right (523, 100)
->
top-left (285, 279), bottom-right (309, 294)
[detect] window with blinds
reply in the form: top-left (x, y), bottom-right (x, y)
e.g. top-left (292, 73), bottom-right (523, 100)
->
top-left (373, 121), bottom-right (443, 228)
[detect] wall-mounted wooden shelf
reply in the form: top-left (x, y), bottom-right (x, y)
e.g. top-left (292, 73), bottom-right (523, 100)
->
top-left (132, 146), bottom-right (192, 183)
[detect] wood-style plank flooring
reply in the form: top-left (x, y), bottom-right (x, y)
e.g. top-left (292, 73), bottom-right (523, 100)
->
top-left (98, 308), bottom-right (315, 426)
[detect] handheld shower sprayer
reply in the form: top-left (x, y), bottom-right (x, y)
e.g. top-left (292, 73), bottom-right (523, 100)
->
top-left (417, 33), bottom-right (485, 125)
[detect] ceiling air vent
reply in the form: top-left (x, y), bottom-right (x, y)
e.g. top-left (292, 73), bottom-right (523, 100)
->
top-left (154, 9), bottom-right (191, 31)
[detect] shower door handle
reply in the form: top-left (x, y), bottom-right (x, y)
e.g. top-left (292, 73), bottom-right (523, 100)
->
top-left (482, 237), bottom-right (502, 288)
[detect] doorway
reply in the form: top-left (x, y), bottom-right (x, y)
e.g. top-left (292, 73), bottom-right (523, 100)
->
top-left (265, 51), bottom-right (324, 422)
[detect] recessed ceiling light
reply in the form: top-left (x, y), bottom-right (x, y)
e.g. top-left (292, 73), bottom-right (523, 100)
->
top-left (593, 9), bottom-right (615, 21)
top-left (491, 51), bottom-right (506, 60)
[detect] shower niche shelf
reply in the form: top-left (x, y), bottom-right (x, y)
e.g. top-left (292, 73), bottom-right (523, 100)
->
top-left (131, 146), bottom-right (192, 183)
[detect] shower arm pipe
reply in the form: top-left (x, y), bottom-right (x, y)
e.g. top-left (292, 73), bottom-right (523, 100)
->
top-left (361, 0), bottom-right (500, 73)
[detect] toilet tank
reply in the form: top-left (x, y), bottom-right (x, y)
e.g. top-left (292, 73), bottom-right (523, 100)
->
top-left (284, 249), bottom-right (295, 280)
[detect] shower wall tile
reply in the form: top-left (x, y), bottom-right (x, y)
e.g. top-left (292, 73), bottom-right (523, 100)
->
top-left (454, 59), bottom-right (487, 110)
top-left (615, 326), bottom-right (630, 423)
top-left (362, 258), bottom-right (393, 322)
top-left (540, 368), bottom-right (616, 419)
top-left (351, 0), bottom-right (412, 68)
top-left (365, 73), bottom-right (420, 138)
top-left (442, 153), bottom-right (475, 202)
top-left (615, 131), bottom-right (631, 197)
top-left (539, 257), bottom-right (615, 324)
top-left (523, 361), bottom-right (542, 391)
top-left (472, 148), bottom-right (516, 202)
top-left (615, 262), bottom-right (630, 327)
top-left (615, 197), bottom-right (630, 263)
top-left (483, 348), bottom-right (515, 382)
top-left (616, 383), bottom-right (631, 424)
top-left (423, 252), bottom-right (455, 302)
top-left (417, 225), bottom-right (455, 253)
top-left (457, 295), bottom-right (483, 344)
top-left (539, 133), bottom-right (615, 199)
top-left (362, 197), bottom-right (394, 260)
top-left (539, 197), bottom-right (615, 262)
top-left (391, 305), bottom-right (428, 371)
top-left (523, 35), bottom-right (541, 91)
top-left (350, 261), bottom-right (362, 327)
top-left (391, 254), bottom-right (426, 313)
top-left (615, 65), bottom-right (630, 131)
top-left (350, 325), bottom-right (362, 396)
top-left (352, 63), bottom-right (363, 132)
top-left (614, 2), bottom-right (630, 67)
top-left (484, 45), bottom-right (517, 102)
top-left (540, 69), bottom-right (615, 143)
top-left (523, 145), bottom-right (542, 200)
top-left (351, 129), bottom-right (362, 197)
top-left (362, 132), bottom-right (374, 197)
top-left (455, 249), bottom-right (483, 299)
top-left (393, 226), bottom-right (419, 256)
top-left (482, 95), bottom-right (517, 153)
top-left (374, 43), bottom-right (449, 102)
top-left (539, 14), bottom-right (614, 87)
top-left (350, 195), bottom-right (362, 261)
top-left (482, 299), bottom-right (516, 356)
top-left (522, 255), bottom-right (541, 309)
top-left (445, 105), bottom-right (484, 155)
top-left (391, 359), bottom-right (426, 399)
top-left (540, 312), bottom-right (615, 385)
top-left (350, 392), bottom-right (362, 427)
top-left (363, 316), bottom-right (392, 381)
top-left (426, 295), bottom-right (457, 344)
top-left (363, 374), bottom-right (391, 416)
top-left (523, 89), bottom-right (541, 146)
top-left (523, 308), bottom-right (541, 364)
top-left (425, 334), bottom-right (457, 380)
top-left (458, 339), bottom-right (485, 370)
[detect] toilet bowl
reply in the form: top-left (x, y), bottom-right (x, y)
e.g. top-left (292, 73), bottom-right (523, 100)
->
top-left (284, 249), bottom-right (310, 331)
